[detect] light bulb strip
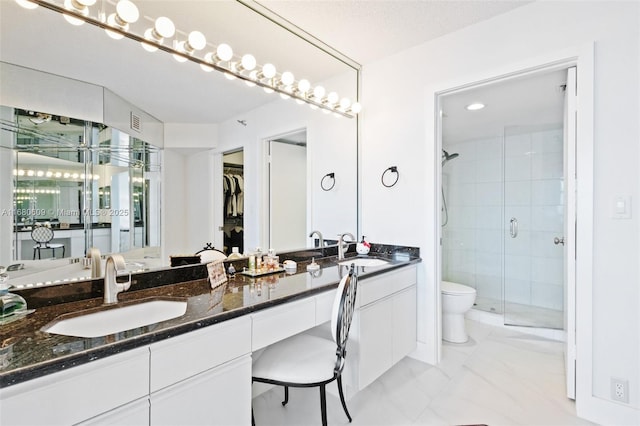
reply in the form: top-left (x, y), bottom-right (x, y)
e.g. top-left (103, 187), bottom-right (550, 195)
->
top-left (27, 0), bottom-right (359, 118)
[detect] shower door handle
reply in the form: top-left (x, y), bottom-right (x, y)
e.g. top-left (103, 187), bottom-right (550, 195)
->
top-left (510, 217), bottom-right (518, 238)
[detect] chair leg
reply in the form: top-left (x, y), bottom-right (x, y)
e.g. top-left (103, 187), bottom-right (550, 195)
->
top-left (251, 408), bottom-right (255, 426)
top-left (33, 248), bottom-right (37, 260)
top-left (319, 384), bottom-right (328, 426)
top-left (282, 386), bottom-right (289, 406)
top-left (62, 246), bottom-right (65, 258)
top-left (337, 376), bottom-right (352, 422)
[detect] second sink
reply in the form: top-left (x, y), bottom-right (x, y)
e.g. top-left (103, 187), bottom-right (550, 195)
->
top-left (42, 299), bottom-right (188, 338)
top-left (339, 258), bottom-right (389, 267)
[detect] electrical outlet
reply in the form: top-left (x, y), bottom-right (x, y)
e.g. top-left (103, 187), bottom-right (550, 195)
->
top-left (611, 378), bottom-right (629, 403)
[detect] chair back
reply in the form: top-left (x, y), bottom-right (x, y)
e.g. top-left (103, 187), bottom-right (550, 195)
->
top-left (31, 226), bottom-right (54, 245)
top-left (331, 264), bottom-right (358, 374)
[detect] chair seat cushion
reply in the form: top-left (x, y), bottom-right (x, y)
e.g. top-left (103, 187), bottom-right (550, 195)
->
top-left (252, 334), bottom-right (337, 384)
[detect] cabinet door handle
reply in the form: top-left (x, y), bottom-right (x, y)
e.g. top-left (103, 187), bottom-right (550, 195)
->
top-left (510, 217), bottom-right (518, 238)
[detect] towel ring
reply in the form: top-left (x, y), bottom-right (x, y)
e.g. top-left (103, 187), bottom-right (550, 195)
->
top-left (321, 172), bottom-right (336, 191)
top-left (381, 166), bottom-right (399, 188)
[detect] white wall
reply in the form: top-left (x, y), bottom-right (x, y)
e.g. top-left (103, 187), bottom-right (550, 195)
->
top-left (361, 1), bottom-right (639, 424)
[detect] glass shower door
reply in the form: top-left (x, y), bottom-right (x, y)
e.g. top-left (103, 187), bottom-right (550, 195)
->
top-left (503, 125), bottom-right (564, 329)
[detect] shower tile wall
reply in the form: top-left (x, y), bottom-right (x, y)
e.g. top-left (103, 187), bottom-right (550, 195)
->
top-left (443, 125), bottom-right (564, 314)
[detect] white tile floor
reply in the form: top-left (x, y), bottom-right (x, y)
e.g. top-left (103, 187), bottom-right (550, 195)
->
top-left (252, 319), bottom-right (596, 426)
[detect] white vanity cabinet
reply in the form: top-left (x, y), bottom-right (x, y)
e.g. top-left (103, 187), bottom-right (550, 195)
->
top-left (347, 265), bottom-right (417, 392)
top-left (0, 346), bottom-right (149, 426)
top-left (149, 316), bottom-right (252, 426)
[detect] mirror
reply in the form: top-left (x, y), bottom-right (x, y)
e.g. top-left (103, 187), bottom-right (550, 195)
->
top-left (0, 0), bottom-right (359, 285)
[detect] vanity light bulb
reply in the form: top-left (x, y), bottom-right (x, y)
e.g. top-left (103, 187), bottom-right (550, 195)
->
top-left (280, 71), bottom-right (295, 86)
top-left (263, 87), bottom-right (275, 94)
top-left (297, 79), bottom-right (311, 94)
top-left (295, 99), bottom-right (305, 105)
top-left (93, 175), bottom-right (100, 180)
top-left (351, 102), bottom-right (362, 114)
top-left (72, 173), bottom-right (79, 179)
top-left (46, 171), bottom-right (53, 177)
top-left (241, 54), bottom-right (257, 71)
top-left (216, 43), bottom-right (233, 62)
top-left (15, 0), bottom-right (39, 9)
top-left (63, 172), bottom-right (71, 178)
top-left (187, 31), bottom-right (206, 51)
top-left (115, 0), bottom-right (139, 24)
top-left (339, 97), bottom-right (351, 110)
top-left (155, 17), bottom-right (175, 38)
top-left (262, 63), bottom-right (276, 79)
top-left (55, 172), bottom-right (62, 178)
top-left (313, 85), bottom-right (325, 99)
top-left (36, 170), bottom-right (44, 177)
top-left (280, 93), bottom-right (291, 100)
top-left (27, 170), bottom-right (35, 177)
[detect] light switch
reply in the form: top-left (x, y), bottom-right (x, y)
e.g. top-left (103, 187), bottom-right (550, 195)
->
top-left (612, 195), bottom-right (631, 219)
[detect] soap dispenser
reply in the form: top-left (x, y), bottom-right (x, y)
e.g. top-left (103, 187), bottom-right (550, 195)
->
top-left (356, 236), bottom-right (371, 255)
top-left (0, 270), bottom-right (28, 325)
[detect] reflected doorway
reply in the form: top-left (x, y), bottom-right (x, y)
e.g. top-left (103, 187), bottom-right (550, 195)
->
top-left (222, 149), bottom-right (244, 255)
top-left (267, 130), bottom-right (307, 251)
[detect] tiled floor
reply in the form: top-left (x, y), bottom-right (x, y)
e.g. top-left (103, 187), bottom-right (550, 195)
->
top-left (251, 319), bottom-right (595, 426)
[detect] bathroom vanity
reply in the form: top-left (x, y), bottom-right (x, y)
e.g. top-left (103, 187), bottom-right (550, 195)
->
top-left (0, 245), bottom-right (420, 426)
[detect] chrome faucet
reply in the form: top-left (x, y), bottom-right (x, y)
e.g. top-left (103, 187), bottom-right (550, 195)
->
top-left (103, 254), bottom-right (131, 304)
top-left (87, 247), bottom-right (102, 279)
top-left (337, 232), bottom-right (355, 260)
top-left (309, 230), bottom-right (324, 248)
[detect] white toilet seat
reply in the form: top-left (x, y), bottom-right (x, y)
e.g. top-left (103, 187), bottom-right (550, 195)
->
top-left (441, 281), bottom-right (476, 295)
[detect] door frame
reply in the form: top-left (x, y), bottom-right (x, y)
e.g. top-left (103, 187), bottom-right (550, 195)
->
top-left (429, 45), bottom-right (593, 409)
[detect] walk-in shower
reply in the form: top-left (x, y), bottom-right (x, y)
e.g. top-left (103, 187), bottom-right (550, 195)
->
top-left (439, 69), bottom-right (568, 333)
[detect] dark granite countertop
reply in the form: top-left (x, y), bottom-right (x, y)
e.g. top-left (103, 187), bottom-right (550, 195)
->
top-left (0, 244), bottom-right (420, 388)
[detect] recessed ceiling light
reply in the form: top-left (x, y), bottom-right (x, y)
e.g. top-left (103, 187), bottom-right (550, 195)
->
top-left (466, 103), bottom-right (485, 111)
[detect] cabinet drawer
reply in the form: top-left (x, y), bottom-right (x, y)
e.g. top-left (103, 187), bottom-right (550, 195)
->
top-left (0, 347), bottom-right (149, 426)
top-left (315, 289), bottom-right (337, 325)
top-left (150, 355), bottom-right (251, 426)
top-left (358, 265), bottom-right (417, 307)
top-left (251, 297), bottom-right (315, 350)
top-left (77, 397), bottom-right (150, 426)
top-left (150, 316), bottom-right (251, 392)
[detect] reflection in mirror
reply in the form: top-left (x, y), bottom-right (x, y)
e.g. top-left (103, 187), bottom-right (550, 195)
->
top-left (2, 107), bottom-right (161, 278)
top-left (1, 0), bottom-right (359, 288)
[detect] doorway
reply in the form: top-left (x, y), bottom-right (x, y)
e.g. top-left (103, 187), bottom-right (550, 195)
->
top-left (437, 65), bottom-right (578, 398)
top-left (222, 149), bottom-right (244, 255)
top-left (265, 130), bottom-right (307, 251)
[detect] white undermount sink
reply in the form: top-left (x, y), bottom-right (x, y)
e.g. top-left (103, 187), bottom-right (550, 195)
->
top-left (42, 299), bottom-right (188, 338)
top-left (339, 258), bottom-right (389, 267)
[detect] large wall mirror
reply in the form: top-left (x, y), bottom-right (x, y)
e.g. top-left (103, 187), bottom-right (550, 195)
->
top-left (0, 0), bottom-right (359, 285)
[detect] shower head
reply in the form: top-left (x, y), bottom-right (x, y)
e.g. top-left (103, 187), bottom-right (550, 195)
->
top-left (442, 150), bottom-right (460, 166)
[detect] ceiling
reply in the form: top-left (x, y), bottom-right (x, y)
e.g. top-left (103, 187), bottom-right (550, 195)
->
top-left (441, 68), bottom-right (567, 143)
top-left (0, 0), bottom-right (532, 126)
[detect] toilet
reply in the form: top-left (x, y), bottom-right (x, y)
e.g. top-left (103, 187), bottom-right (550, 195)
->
top-left (441, 281), bottom-right (477, 343)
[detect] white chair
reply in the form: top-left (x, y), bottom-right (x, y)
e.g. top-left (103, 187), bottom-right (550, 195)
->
top-left (195, 243), bottom-right (228, 263)
top-left (31, 226), bottom-right (65, 259)
top-left (252, 265), bottom-right (358, 426)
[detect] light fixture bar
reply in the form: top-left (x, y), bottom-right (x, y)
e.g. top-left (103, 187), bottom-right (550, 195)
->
top-left (25, 0), bottom-right (358, 118)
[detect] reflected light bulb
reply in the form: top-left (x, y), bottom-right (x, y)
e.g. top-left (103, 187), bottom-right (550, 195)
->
top-left (297, 79), bottom-right (310, 94)
top-left (280, 71), bottom-right (294, 86)
top-left (245, 70), bottom-right (257, 87)
top-left (313, 86), bottom-right (325, 99)
top-left (326, 92), bottom-right (339, 105)
top-left (16, 0), bottom-right (38, 9)
top-left (262, 63), bottom-right (276, 79)
top-left (351, 102), bottom-right (362, 114)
